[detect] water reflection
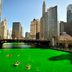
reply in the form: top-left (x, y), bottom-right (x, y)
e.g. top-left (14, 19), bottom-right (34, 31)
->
top-left (2, 42), bottom-right (49, 49)
top-left (3, 43), bottom-right (32, 49)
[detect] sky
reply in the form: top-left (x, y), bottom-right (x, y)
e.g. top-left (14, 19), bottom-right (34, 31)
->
top-left (1, 0), bottom-right (72, 36)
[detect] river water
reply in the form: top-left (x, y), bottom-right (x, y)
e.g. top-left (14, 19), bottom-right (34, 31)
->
top-left (2, 42), bottom-right (49, 49)
top-left (2, 43), bottom-right (34, 49)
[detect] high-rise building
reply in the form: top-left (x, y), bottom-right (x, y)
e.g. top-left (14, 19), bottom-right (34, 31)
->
top-left (57, 21), bottom-right (60, 36)
top-left (30, 19), bottom-right (40, 39)
top-left (0, 0), bottom-right (2, 22)
top-left (20, 26), bottom-right (23, 38)
top-left (25, 32), bottom-right (30, 39)
top-left (12, 22), bottom-right (23, 39)
top-left (67, 4), bottom-right (72, 22)
top-left (47, 6), bottom-right (58, 40)
top-left (42, 0), bottom-right (46, 16)
top-left (40, 1), bottom-right (48, 40)
top-left (40, 1), bottom-right (58, 40)
top-left (60, 21), bottom-right (66, 35)
top-left (65, 4), bottom-right (72, 36)
top-left (7, 29), bottom-right (12, 39)
top-left (40, 12), bottom-right (48, 40)
top-left (0, 18), bottom-right (7, 39)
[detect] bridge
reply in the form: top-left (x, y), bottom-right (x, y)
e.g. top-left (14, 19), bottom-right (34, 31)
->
top-left (0, 39), bottom-right (50, 48)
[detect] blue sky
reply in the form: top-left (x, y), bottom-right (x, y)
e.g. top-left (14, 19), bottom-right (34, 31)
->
top-left (2, 0), bottom-right (72, 36)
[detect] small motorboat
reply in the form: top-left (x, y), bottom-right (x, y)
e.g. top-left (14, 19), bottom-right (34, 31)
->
top-left (26, 64), bottom-right (31, 70)
top-left (13, 61), bottom-right (20, 67)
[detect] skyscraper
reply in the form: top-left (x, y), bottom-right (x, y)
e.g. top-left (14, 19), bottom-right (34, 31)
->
top-left (40, 12), bottom-right (48, 40)
top-left (42, 0), bottom-right (46, 16)
top-left (67, 4), bottom-right (72, 22)
top-left (25, 32), bottom-right (30, 39)
top-left (0, 18), bottom-right (7, 39)
top-left (60, 21), bottom-right (66, 35)
top-left (40, 1), bottom-right (48, 40)
top-left (40, 1), bottom-right (58, 40)
top-left (20, 26), bottom-right (23, 38)
top-left (0, 0), bottom-right (2, 21)
top-left (7, 29), bottom-right (12, 39)
top-left (65, 4), bottom-right (72, 36)
top-left (30, 19), bottom-right (40, 39)
top-left (12, 22), bottom-right (23, 39)
top-left (47, 6), bottom-right (58, 40)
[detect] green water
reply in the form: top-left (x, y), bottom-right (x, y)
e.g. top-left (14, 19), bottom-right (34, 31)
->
top-left (0, 43), bottom-right (72, 72)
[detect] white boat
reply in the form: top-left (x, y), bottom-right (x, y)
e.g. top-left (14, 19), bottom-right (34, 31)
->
top-left (13, 61), bottom-right (20, 66)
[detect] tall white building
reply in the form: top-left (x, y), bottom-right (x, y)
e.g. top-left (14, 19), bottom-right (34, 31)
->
top-left (0, 18), bottom-right (8, 39)
top-left (40, 1), bottom-right (48, 40)
top-left (7, 29), bottom-right (12, 39)
top-left (40, 12), bottom-right (48, 40)
top-left (40, 1), bottom-right (58, 40)
top-left (0, 0), bottom-right (2, 21)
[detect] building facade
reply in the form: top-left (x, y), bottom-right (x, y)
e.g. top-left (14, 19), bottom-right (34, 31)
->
top-left (25, 32), bottom-right (30, 39)
top-left (47, 6), bottom-right (58, 40)
top-left (40, 12), bottom-right (48, 40)
top-left (67, 4), bottom-right (72, 22)
top-left (40, 1), bottom-right (58, 41)
top-left (60, 21), bottom-right (67, 35)
top-left (40, 1), bottom-right (48, 40)
top-left (65, 4), bottom-right (72, 36)
top-left (7, 29), bottom-right (12, 39)
top-left (0, 19), bottom-right (7, 39)
top-left (12, 22), bottom-right (23, 39)
top-left (30, 19), bottom-right (40, 39)
top-left (42, 0), bottom-right (46, 16)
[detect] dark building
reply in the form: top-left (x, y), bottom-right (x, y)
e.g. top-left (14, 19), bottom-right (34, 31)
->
top-left (67, 4), bottom-right (72, 22)
top-left (25, 32), bottom-right (30, 39)
top-left (12, 22), bottom-right (23, 39)
top-left (65, 21), bottom-right (72, 36)
top-left (60, 21), bottom-right (66, 35)
top-left (65, 4), bottom-right (72, 36)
